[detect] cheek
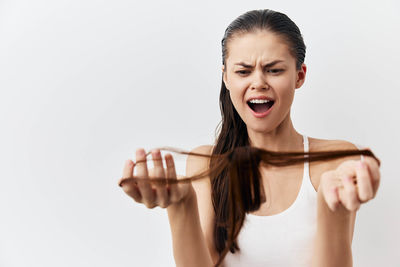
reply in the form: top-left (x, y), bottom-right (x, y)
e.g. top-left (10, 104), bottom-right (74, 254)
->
top-left (228, 78), bottom-right (249, 101)
top-left (230, 76), bottom-right (249, 91)
top-left (271, 74), bottom-right (294, 88)
top-left (273, 76), bottom-right (296, 97)
top-left (229, 91), bottom-right (243, 109)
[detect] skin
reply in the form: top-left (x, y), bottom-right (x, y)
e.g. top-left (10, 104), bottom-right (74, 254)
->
top-left (119, 149), bottom-right (192, 209)
top-left (220, 29), bottom-right (379, 214)
top-left (319, 155), bottom-right (380, 212)
top-left (118, 29), bottom-right (381, 267)
top-left (223, 30), bottom-right (306, 154)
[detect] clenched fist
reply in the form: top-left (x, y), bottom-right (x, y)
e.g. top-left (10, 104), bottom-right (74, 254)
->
top-left (318, 155), bottom-right (381, 212)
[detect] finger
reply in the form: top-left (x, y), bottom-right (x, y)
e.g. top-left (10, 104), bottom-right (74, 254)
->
top-left (362, 147), bottom-right (379, 167)
top-left (136, 148), bottom-right (155, 208)
top-left (165, 153), bottom-right (180, 203)
top-left (119, 160), bottom-right (142, 202)
top-left (337, 160), bottom-right (360, 185)
top-left (120, 181), bottom-right (143, 203)
top-left (340, 174), bottom-right (360, 211)
top-left (321, 172), bottom-right (340, 212)
top-left (363, 155), bottom-right (380, 181)
top-left (363, 156), bottom-right (381, 197)
top-left (330, 186), bottom-right (340, 212)
top-left (355, 160), bottom-right (374, 203)
top-left (120, 159), bottom-right (134, 182)
top-left (151, 149), bottom-right (169, 208)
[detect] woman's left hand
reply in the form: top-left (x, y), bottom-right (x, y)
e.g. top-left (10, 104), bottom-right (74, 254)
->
top-left (318, 155), bottom-right (381, 212)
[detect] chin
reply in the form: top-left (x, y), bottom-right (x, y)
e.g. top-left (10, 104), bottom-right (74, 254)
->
top-left (247, 125), bottom-right (275, 134)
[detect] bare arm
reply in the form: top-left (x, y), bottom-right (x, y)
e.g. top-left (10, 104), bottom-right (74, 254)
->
top-left (312, 141), bottom-right (380, 267)
top-left (166, 145), bottom-right (216, 267)
top-left (311, 189), bottom-right (354, 267)
top-left (119, 147), bottom-right (214, 267)
top-left (167, 187), bottom-right (213, 267)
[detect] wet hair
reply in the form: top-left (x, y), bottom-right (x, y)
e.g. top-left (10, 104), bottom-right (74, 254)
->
top-left (214, 8), bottom-right (307, 264)
top-left (221, 9), bottom-right (306, 70)
top-left (119, 9), bottom-right (381, 267)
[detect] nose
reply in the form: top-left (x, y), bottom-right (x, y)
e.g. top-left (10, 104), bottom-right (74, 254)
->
top-left (250, 69), bottom-right (269, 90)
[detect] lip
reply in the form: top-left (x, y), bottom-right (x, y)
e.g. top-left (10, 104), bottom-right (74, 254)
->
top-left (248, 101), bottom-right (274, 118)
top-left (246, 95), bottom-right (275, 102)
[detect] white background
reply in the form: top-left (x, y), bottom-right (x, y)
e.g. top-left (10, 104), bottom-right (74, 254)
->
top-left (1, 0), bottom-right (399, 266)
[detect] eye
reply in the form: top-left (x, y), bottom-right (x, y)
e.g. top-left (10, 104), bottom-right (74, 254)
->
top-left (267, 69), bottom-right (284, 74)
top-left (235, 70), bottom-right (250, 76)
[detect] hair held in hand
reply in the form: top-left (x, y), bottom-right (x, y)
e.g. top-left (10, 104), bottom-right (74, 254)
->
top-left (119, 9), bottom-right (382, 267)
top-left (119, 145), bottom-right (380, 266)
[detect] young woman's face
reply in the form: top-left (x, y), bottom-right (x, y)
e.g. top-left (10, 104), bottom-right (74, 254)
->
top-left (223, 30), bottom-right (306, 133)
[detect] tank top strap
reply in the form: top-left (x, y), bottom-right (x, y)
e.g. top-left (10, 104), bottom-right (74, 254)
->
top-left (302, 133), bottom-right (309, 171)
top-left (223, 134), bottom-right (317, 266)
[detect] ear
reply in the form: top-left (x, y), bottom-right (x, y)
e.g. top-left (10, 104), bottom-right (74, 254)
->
top-left (295, 63), bottom-right (307, 89)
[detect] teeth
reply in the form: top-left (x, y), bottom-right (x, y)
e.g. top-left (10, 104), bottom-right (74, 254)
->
top-left (249, 99), bottom-right (270, 104)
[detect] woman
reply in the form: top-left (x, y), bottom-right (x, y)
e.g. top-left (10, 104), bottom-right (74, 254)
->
top-left (119, 9), bottom-right (381, 267)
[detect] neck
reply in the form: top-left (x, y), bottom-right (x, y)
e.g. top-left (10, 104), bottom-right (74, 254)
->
top-left (247, 114), bottom-right (303, 152)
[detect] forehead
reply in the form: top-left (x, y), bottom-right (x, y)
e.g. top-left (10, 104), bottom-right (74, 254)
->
top-left (226, 30), bottom-right (293, 66)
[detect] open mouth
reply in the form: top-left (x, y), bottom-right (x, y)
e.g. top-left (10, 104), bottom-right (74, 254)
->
top-left (247, 100), bottom-right (275, 113)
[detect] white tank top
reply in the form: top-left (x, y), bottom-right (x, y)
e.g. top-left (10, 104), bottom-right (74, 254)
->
top-left (222, 134), bottom-right (317, 267)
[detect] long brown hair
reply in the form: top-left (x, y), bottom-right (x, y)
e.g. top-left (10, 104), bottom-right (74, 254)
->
top-left (213, 8), bottom-right (307, 264)
top-left (118, 146), bottom-right (380, 266)
top-left (119, 9), bottom-right (381, 267)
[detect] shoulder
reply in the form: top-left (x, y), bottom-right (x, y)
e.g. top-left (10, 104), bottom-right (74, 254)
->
top-left (185, 145), bottom-right (214, 177)
top-left (185, 145), bottom-right (214, 193)
top-left (309, 136), bottom-right (362, 165)
top-left (188, 144), bottom-right (214, 157)
top-left (308, 136), bottom-right (362, 190)
top-left (310, 136), bottom-right (359, 150)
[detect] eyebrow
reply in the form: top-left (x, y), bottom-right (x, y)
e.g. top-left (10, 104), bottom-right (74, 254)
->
top-left (234, 60), bottom-right (284, 68)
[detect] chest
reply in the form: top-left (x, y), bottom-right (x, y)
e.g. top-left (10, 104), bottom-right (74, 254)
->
top-left (251, 161), bottom-right (327, 216)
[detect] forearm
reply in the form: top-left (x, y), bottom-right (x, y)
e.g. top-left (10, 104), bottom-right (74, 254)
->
top-left (167, 187), bottom-right (213, 267)
top-left (312, 190), bottom-right (353, 267)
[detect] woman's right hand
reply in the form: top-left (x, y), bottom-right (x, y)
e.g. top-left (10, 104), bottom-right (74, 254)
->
top-left (118, 148), bottom-right (194, 209)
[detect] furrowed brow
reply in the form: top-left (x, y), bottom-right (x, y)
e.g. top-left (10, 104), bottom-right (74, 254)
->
top-left (234, 60), bottom-right (284, 68)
